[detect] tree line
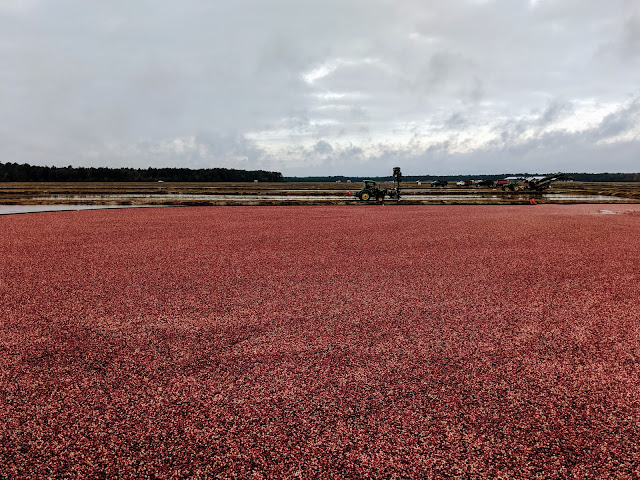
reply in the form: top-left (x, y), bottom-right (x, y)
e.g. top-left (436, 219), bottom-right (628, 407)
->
top-left (0, 163), bottom-right (283, 182)
top-left (565, 172), bottom-right (640, 182)
top-left (286, 172), bottom-right (640, 182)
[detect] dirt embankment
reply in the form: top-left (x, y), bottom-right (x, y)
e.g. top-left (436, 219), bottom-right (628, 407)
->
top-left (1, 181), bottom-right (640, 206)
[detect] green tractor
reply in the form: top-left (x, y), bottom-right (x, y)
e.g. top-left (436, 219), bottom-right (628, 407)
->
top-left (354, 167), bottom-right (402, 202)
top-left (355, 180), bottom-right (387, 201)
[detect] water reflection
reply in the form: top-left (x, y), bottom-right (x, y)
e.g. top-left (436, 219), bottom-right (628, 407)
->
top-left (0, 205), bottom-right (148, 215)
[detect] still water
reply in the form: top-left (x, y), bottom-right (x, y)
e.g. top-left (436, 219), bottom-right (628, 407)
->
top-left (0, 205), bottom-right (149, 215)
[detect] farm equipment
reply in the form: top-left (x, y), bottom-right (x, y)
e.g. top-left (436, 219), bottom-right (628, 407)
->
top-left (500, 172), bottom-right (564, 191)
top-left (500, 179), bottom-right (525, 192)
top-left (355, 167), bottom-right (402, 201)
top-left (526, 172), bottom-right (564, 191)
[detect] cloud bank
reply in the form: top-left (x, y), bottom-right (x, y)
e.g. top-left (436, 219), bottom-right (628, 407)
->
top-left (1, 0), bottom-right (639, 175)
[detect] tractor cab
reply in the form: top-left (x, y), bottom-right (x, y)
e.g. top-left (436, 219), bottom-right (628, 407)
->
top-left (363, 180), bottom-right (376, 189)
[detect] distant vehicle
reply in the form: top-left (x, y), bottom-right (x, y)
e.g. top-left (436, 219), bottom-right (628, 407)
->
top-left (475, 179), bottom-right (495, 187)
top-left (456, 180), bottom-right (474, 187)
top-left (431, 180), bottom-right (448, 187)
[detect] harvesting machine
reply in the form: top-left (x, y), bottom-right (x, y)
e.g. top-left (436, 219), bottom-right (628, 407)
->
top-left (500, 172), bottom-right (565, 191)
top-left (526, 172), bottom-right (565, 191)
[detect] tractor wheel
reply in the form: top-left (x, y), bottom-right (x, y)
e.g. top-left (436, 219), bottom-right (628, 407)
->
top-left (361, 192), bottom-right (370, 201)
top-left (377, 195), bottom-right (384, 202)
top-left (513, 186), bottom-right (520, 192)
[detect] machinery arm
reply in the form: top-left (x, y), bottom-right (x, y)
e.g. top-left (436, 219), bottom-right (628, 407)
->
top-left (529, 172), bottom-right (564, 190)
top-left (392, 167), bottom-right (402, 199)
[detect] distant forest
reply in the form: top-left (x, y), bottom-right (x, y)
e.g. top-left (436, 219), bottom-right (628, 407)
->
top-left (0, 162), bottom-right (283, 182)
top-left (1, 162), bottom-right (638, 183)
top-left (285, 172), bottom-right (640, 183)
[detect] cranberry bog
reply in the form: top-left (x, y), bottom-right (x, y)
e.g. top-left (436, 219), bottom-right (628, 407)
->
top-left (2, 205), bottom-right (640, 478)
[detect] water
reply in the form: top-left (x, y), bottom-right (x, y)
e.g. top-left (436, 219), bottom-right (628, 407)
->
top-left (542, 194), bottom-right (631, 202)
top-left (0, 205), bottom-right (151, 215)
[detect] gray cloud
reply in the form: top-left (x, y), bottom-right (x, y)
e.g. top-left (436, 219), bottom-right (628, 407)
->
top-left (594, 98), bottom-right (640, 139)
top-left (314, 140), bottom-right (334, 154)
top-left (538, 99), bottom-right (574, 126)
top-left (625, 15), bottom-right (640, 56)
top-left (1, 0), bottom-right (639, 175)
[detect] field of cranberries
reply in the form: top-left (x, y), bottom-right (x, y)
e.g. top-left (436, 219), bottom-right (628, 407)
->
top-left (1, 205), bottom-right (640, 478)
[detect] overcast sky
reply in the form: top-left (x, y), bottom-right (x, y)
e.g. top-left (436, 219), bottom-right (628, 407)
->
top-left (1, 0), bottom-right (639, 176)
